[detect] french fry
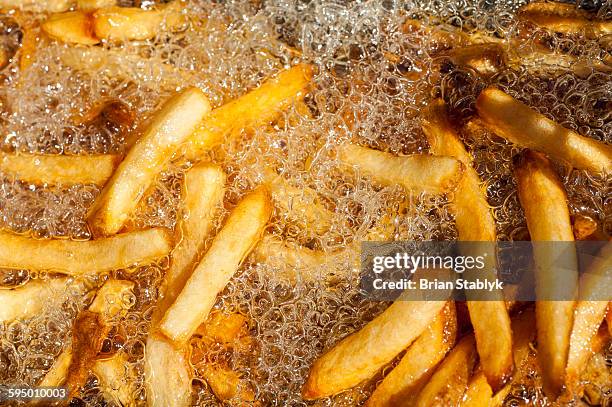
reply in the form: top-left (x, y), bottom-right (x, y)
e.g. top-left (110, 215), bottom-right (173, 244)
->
top-left (0, 0), bottom-right (72, 12)
top-left (88, 87), bottom-right (212, 236)
top-left (477, 87), bottom-right (612, 174)
top-left (514, 150), bottom-right (579, 398)
top-left (0, 278), bottom-right (68, 322)
top-left (459, 369), bottom-right (492, 407)
top-left (518, 2), bottom-right (611, 37)
top-left (573, 214), bottom-right (599, 240)
top-left (337, 144), bottom-right (464, 194)
top-left (0, 228), bottom-right (172, 274)
top-left (57, 46), bottom-right (191, 91)
top-left (195, 311), bottom-right (249, 344)
top-left (413, 335), bottom-right (477, 407)
top-left (198, 364), bottom-right (256, 402)
top-left (39, 347), bottom-right (74, 387)
top-left (18, 21), bottom-right (39, 71)
top-left (0, 151), bottom-right (120, 186)
top-left (64, 279), bottom-right (135, 397)
top-left (566, 242), bottom-right (612, 387)
top-left (42, 11), bottom-right (99, 45)
top-left (423, 99), bottom-right (513, 391)
top-left (442, 43), bottom-right (507, 76)
top-left (93, 4), bottom-right (186, 42)
top-left (159, 187), bottom-right (272, 344)
top-left (302, 277), bottom-right (452, 399)
top-left (261, 168), bottom-right (333, 235)
top-left (185, 64), bottom-right (313, 159)
top-left (144, 333), bottom-right (191, 407)
top-left (365, 303), bottom-right (457, 407)
top-left (78, 0), bottom-right (116, 11)
top-left (93, 352), bottom-right (136, 407)
top-left (152, 164), bottom-right (225, 325)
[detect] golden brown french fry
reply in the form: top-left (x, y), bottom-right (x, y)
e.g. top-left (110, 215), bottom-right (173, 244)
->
top-left (195, 311), bottom-right (250, 344)
top-left (459, 369), bottom-right (492, 407)
top-left (338, 144), bottom-right (464, 194)
top-left (365, 303), bottom-right (457, 407)
top-left (0, 151), bottom-right (120, 186)
top-left (566, 242), bottom-right (612, 387)
top-left (302, 279), bottom-right (452, 399)
top-left (93, 352), bottom-right (136, 407)
top-left (514, 150), bottom-right (578, 398)
top-left (0, 228), bottom-right (172, 274)
top-left (93, 4), bottom-right (186, 42)
top-left (262, 168), bottom-right (333, 235)
top-left (0, 0), bottom-right (72, 12)
top-left (518, 2), bottom-right (611, 37)
top-left (423, 99), bottom-right (513, 391)
top-left (573, 214), bottom-right (599, 240)
top-left (442, 43), bottom-right (507, 76)
top-left (88, 279), bottom-right (135, 319)
top-left (477, 87), bottom-right (612, 174)
top-left (185, 64), bottom-right (313, 159)
top-left (152, 164), bottom-right (225, 325)
top-left (144, 333), bottom-right (191, 407)
top-left (88, 87), bottom-right (211, 236)
top-left (199, 364), bottom-right (256, 402)
top-left (414, 335), bottom-right (477, 407)
top-left (159, 187), bottom-right (272, 344)
top-left (78, 0), bottom-right (116, 11)
top-left (42, 11), bottom-right (99, 45)
top-left (0, 278), bottom-right (68, 322)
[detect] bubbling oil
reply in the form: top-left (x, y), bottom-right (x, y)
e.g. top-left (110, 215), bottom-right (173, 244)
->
top-left (0, 0), bottom-right (610, 405)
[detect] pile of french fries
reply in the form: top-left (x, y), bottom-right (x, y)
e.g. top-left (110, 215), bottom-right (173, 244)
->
top-left (0, 0), bottom-right (610, 406)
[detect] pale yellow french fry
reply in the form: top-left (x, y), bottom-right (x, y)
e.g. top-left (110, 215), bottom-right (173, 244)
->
top-left (0, 228), bottom-right (172, 274)
top-left (144, 333), bottom-right (191, 407)
top-left (88, 87), bottom-right (212, 236)
top-left (93, 352), bottom-right (136, 407)
top-left (459, 369), bottom-right (492, 407)
top-left (253, 233), bottom-right (325, 271)
top-left (160, 187), bottom-right (272, 344)
top-left (566, 242), bottom-right (612, 387)
top-left (78, 0), bottom-right (116, 11)
top-left (423, 99), bottom-right (513, 391)
top-left (302, 276), bottom-right (452, 400)
top-left (338, 144), bottom-right (464, 194)
top-left (185, 64), bottom-right (313, 159)
top-left (42, 11), bottom-right (99, 45)
top-left (39, 347), bottom-right (73, 387)
top-left (477, 87), bottom-right (612, 174)
top-left (93, 4), bottom-right (186, 42)
top-left (518, 2), bottom-right (611, 37)
top-left (199, 364), bottom-right (255, 402)
top-left (365, 303), bottom-right (457, 407)
top-left (414, 335), bottom-right (477, 407)
top-left (0, 151), bottom-right (120, 186)
top-left (514, 150), bottom-right (578, 398)
top-left (0, 0), bottom-right (72, 12)
top-left (261, 168), bottom-right (333, 235)
top-left (0, 278), bottom-right (68, 322)
top-left (152, 164), bottom-right (225, 325)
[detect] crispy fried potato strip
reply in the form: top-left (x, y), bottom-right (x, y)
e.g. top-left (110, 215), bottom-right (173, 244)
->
top-left (566, 242), bottom-right (612, 387)
top-left (93, 352), bottom-right (136, 407)
top-left (93, 4), bottom-right (186, 42)
top-left (0, 228), bottom-right (172, 274)
top-left (42, 11), bottom-right (99, 45)
top-left (144, 333), bottom-right (191, 407)
top-left (423, 99), bottom-right (513, 391)
top-left (153, 164), bottom-right (226, 325)
top-left (88, 87), bottom-right (211, 236)
top-left (185, 64), bottom-right (313, 159)
top-left (0, 0), bottom-right (72, 12)
top-left (198, 364), bottom-right (256, 402)
top-left (338, 144), bottom-right (464, 194)
top-left (365, 303), bottom-right (457, 407)
top-left (459, 369), bottom-right (492, 407)
top-left (514, 150), bottom-right (578, 398)
top-left (160, 187), bottom-right (272, 344)
top-left (414, 335), bottom-right (477, 407)
top-left (0, 278), bottom-right (69, 323)
top-left (477, 87), bottom-right (612, 174)
top-left (302, 277), bottom-right (453, 399)
top-left (442, 43), bottom-right (507, 76)
top-left (0, 151), bottom-right (119, 186)
top-left (518, 2), bottom-right (611, 37)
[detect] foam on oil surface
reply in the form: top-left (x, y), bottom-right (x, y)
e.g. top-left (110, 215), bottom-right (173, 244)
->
top-left (0, 0), bottom-right (610, 405)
